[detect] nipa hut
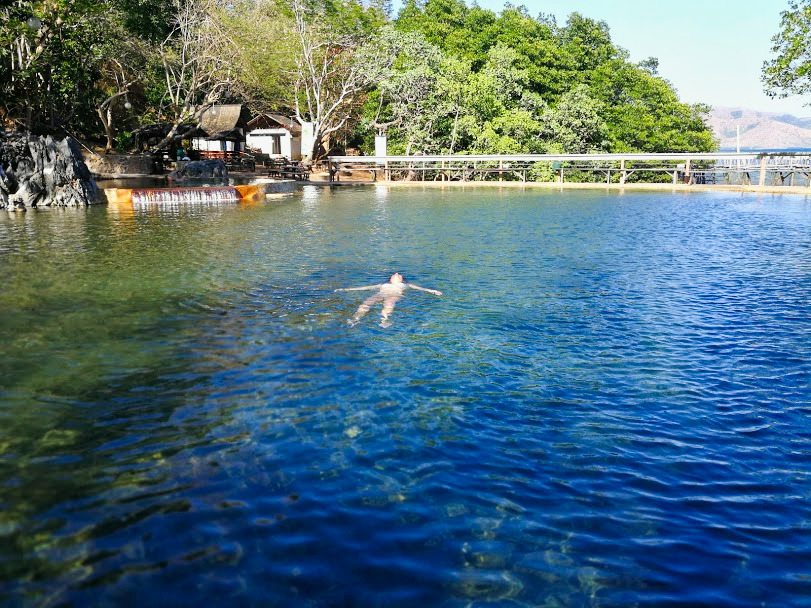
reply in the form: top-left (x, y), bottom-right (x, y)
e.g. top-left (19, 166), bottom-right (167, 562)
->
top-left (190, 104), bottom-right (252, 160)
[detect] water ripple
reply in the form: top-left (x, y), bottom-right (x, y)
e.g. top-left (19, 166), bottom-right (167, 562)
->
top-left (1, 189), bottom-right (810, 605)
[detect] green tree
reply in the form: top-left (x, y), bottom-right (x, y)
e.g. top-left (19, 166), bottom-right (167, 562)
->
top-left (220, 0), bottom-right (297, 112)
top-left (113, 0), bottom-right (175, 42)
top-left (559, 12), bottom-right (617, 73)
top-left (545, 84), bottom-right (607, 153)
top-left (91, 11), bottom-right (154, 150)
top-left (762, 0), bottom-right (811, 101)
top-left (151, 0), bottom-right (240, 151)
top-left (396, 0), bottom-right (469, 54)
top-left (286, 0), bottom-right (389, 160)
top-left (589, 60), bottom-right (716, 152)
top-left (365, 27), bottom-right (448, 153)
top-left (0, 0), bottom-right (107, 132)
top-left (459, 43), bottom-right (532, 153)
top-left (389, 0), bottom-right (715, 154)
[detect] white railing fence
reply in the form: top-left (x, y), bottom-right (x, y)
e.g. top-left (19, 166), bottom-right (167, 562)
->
top-left (326, 153), bottom-right (811, 187)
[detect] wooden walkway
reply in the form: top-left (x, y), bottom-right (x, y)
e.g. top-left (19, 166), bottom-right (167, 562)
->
top-left (327, 153), bottom-right (811, 188)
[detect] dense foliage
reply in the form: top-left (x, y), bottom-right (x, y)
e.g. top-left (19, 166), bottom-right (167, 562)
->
top-left (0, 0), bottom-right (717, 157)
top-left (762, 0), bottom-right (811, 102)
top-left (376, 0), bottom-right (715, 155)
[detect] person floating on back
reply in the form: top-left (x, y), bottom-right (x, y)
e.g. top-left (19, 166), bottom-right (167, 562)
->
top-left (335, 273), bottom-right (442, 328)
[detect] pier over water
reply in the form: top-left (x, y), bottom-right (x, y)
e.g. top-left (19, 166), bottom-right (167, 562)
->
top-left (328, 152), bottom-right (811, 189)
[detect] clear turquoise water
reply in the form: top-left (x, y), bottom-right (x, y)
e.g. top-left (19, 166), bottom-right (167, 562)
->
top-left (1, 186), bottom-right (810, 606)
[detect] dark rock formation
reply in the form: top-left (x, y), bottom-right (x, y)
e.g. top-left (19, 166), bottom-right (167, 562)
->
top-left (168, 159), bottom-right (229, 182)
top-left (0, 132), bottom-right (99, 209)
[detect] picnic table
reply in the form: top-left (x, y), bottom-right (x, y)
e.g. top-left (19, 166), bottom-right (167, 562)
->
top-left (267, 158), bottom-right (310, 180)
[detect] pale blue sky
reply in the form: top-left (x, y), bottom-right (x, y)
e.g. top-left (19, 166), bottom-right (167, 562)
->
top-left (395, 0), bottom-right (810, 117)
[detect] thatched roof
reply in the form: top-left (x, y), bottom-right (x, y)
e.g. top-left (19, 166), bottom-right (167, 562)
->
top-left (132, 105), bottom-right (252, 149)
top-left (132, 122), bottom-right (197, 150)
top-left (248, 113), bottom-right (302, 135)
top-left (198, 105), bottom-right (252, 141)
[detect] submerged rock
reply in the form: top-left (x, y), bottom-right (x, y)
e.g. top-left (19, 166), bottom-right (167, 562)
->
top-left (0, 132), bottom-right (99, 209)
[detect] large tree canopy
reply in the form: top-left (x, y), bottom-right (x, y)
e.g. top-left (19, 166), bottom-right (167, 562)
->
top-left (762, 0), bottom-right (811, 101)
top-left (375, 0), bottom-right (715, 156)
top-left (1, 0), bottom-right (717, 157)
top-left (0, 0), bottom-right (107, 132)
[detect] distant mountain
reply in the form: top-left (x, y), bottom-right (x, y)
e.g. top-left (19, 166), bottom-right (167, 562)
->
top-left (706, 106), bottom-right (811, 150)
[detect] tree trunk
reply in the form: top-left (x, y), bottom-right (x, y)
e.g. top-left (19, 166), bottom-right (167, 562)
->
top-left (97, 106), bottom-right (116, 152)
top-left (308, 124), bottom-right (327, 163)
top-left (96, 90), bottom-right (131, 152)
top-left (448, 107), bottom-right (460, 155)
top-left (151, 122), bottom-right (189, 155)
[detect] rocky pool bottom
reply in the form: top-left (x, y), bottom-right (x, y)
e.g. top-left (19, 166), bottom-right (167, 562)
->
top-left (1, 187), bottom-right (809, 606)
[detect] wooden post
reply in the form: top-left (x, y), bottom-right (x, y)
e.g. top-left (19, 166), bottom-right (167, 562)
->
top-left (620, 158), bottom-right (626, 184)
top-left (499, 159), bottom-right (503, 182)
top-left (759, 155), bottom-right (767, 186)
top-left (685, 158), bottom-right (691, 184)
top-left (385, 160), bottom-right (390, 182)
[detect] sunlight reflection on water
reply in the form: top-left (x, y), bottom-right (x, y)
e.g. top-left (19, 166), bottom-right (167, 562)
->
top-left (1, 187), bottom-right (810, 606)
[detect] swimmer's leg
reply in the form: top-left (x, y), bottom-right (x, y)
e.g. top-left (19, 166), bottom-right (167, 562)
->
top-left (380, 296), bottom-right (399, 328)
top-left (349, 294), bottom-right (382, 326)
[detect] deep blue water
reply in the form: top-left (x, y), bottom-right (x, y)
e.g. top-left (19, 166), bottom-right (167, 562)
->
top-left (1, 186), bottom-right (810, 606)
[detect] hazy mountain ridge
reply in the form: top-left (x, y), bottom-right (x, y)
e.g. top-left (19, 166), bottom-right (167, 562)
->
top-left (707, 106), bottom-right (811, 150)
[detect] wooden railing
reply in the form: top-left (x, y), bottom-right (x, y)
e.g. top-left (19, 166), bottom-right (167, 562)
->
top-left (327, 153), bottom-right (811, 187)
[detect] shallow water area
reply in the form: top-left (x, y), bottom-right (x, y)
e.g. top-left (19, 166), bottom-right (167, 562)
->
top-left (1, 186), bottom-right (810, 606)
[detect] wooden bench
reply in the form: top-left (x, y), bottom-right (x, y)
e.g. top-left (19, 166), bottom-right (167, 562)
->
top-left (268, 159), bottom-right (309, 180)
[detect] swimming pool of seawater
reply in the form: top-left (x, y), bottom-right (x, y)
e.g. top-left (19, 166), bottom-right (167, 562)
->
top-left (1, 186), bottom-right (810, 606)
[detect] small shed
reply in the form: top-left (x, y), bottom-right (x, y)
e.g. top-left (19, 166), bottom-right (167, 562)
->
top-left (191, 104), bottom-right (252, 157)
top-left (246, 114), bottom-right (303, 160)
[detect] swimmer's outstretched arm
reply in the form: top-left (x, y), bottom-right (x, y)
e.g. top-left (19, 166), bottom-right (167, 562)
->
top-left (407, 283), bottom-right (443, 296)
top-left (334, 284), bottom-right (383, 292)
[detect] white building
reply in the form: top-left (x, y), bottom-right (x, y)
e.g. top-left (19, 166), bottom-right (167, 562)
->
top-left (246, 114), bottom-right (303, 160)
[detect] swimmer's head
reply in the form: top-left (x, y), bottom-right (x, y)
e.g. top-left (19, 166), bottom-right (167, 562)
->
top-left (389, 272), bottom-right (404, 284)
